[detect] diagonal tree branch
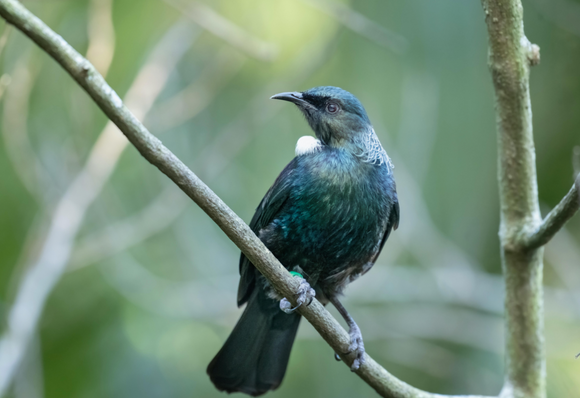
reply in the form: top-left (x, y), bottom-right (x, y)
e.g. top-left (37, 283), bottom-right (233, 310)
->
top-left (0, 1), bottom-right (493, 397)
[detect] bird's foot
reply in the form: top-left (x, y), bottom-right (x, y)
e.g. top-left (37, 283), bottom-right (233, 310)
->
top-left (328, 295), bottom-right (365, 370)
top-left (332, 325), bottom-right (365, 370)
top-left (346, 323), bottom-right (365, 371)
top-left (280, 277), bottom-right (315, 314)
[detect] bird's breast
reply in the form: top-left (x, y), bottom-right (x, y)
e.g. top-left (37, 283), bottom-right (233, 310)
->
top-left (266, 150), bottom-right (394, 287)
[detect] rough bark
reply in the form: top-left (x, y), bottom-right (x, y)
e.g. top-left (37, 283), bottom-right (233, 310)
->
top-left (481, 1), bottom-right (549, 397)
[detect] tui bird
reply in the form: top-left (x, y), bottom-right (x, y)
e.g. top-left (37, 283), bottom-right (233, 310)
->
top-left (207, 86), bottom-right (399, 396)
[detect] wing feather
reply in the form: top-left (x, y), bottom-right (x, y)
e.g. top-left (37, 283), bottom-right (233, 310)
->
top-left (370, 198), bottom-right (400, 266)
top-left (237, 158), bottom-right (298, 306)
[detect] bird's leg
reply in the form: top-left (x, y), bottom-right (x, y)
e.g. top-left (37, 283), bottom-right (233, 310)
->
top-left (279, 273), bottom-right (316, 314)
top-left (329, 295), bottom-right (365, 371)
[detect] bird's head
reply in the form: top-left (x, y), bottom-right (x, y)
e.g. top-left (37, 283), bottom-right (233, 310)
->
top-left (271, 86), bottom-right (372, 147)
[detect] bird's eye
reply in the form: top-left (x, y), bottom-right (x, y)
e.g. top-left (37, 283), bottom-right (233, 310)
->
top-left (326, 103), bottom-right (339, 114)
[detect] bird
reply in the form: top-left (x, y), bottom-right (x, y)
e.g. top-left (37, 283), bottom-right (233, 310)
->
top-left (207, 86), bottom-right (399, 396)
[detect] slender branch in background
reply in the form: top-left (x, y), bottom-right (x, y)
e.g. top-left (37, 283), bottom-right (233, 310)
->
top-left (161, 0), bottom-right (277, 61)
top-left (146, 49), bottom-right (246, 132)
top-left (297, 0), bottom-right (408, 54)
top-left (524, 182), bottom-right (579, 249)
top-left (0, 0), bottom-right (116, 358)
top-left (1, 56), bottom-right (53, 203)
top-left (0, 16), bottom-right (196, 396)
top-left (104, 252), bottom-right (506, 355)
top-left (0, 21), bottom-right (11, 55)
top-left (0, 23), bottom-right (11, 100)
top-left (0, 1), bottom-right (493, 397)
top-left (86, 0), bottom-right (115, 76)
top-left (0, 73), bottom-right (11, 99)
top-left (13, 333), bottom-right (43, 398)
top-left (90, 242), bottom-right (580, 350)
top-left (69, 186), bottom-right (186, 269)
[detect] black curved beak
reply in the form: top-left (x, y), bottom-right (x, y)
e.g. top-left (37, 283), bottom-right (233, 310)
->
top-left (270, 91), bottom-right (314, 109)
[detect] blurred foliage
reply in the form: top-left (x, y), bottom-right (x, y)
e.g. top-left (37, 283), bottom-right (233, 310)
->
top-left (1, 0), bottom-right (580, 397)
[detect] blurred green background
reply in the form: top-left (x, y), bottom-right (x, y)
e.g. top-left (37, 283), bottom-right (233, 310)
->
top-left (0, 0), bottom-right (579, 397)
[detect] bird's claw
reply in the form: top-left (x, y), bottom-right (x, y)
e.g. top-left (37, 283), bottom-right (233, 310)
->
top-left (347, 323), bottom-right (365, 371)
top-left (279, 278), bottom-right (315, 314)
top-left (279, 298), bottom-right (294, 313)
top-left (331, 325), bottom-right (365, 370)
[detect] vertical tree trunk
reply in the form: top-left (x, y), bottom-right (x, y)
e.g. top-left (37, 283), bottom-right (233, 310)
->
top-left (480, 1), bottom-right (545, 397)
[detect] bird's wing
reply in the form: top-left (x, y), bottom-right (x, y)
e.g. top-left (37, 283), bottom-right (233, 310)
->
top-left (369, 198), bottom-right (400, 267)
top-left (237, 158), bottom-right (298, 306)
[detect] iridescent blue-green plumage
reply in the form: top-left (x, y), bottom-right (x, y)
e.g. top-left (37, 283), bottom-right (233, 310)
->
top-left (207, 86), bottom-right (399, 396)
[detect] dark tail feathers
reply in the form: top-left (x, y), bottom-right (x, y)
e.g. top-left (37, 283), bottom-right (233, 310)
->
top-left (207, 290), bottom-right (301, 396)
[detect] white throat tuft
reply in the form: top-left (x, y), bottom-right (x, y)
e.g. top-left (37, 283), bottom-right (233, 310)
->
top-left (295, 136), bottom-right (322, 156)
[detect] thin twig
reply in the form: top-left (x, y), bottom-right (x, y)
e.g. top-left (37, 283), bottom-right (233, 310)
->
top-left (524, 182), bottom-right (579, 249)
top-left (523, 147), bottom-right (580, 249)
top-left (69, 186), bottom-right (187, 269)
top-left (0, 1), bottom-right (493, 397)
